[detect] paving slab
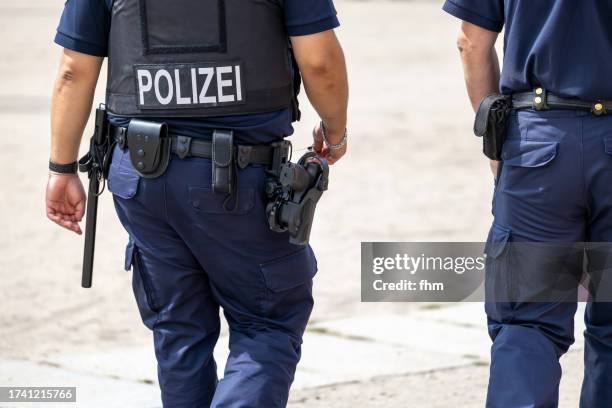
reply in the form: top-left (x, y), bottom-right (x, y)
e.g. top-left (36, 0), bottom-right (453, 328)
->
top-left (312, 314), bottom-right (492, 360)
top-left (0, 359), bottom-right (161, 408)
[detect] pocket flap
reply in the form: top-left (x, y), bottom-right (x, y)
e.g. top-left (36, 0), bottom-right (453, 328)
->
top-left (260, 247), bottom-right (318, 292)
top-left (108, 147), bottom-right (141, 199)
top-left (502, 140), bottom-right (558, 168)
top-left (485, 224), bottom-right (511, 259)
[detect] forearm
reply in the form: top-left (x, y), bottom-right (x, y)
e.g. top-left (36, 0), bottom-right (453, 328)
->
top-left (302, 63), bottom-right (348, 137)
top-left (293, 32), bottom-right (348, 140)
top-left (50, 50), bottom-right (103, 164)
top-left (457, 29), bottom-right (500, 111)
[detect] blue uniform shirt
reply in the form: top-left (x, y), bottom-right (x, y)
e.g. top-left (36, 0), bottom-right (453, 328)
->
top-left (443, 0), bottom-right (612, 101)
top-left (55, 0), bottom-right (340, 144)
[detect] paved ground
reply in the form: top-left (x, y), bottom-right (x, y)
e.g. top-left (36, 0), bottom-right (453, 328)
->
top-left (0, 0), bottom-right (588, 407)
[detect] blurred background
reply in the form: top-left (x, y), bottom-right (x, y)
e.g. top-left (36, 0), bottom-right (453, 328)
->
top-left (0, 0), bottom-right (585, 407)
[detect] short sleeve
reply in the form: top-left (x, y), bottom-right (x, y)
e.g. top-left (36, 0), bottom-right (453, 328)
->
top-left (442, 0), bottom-right (505, 33)
top-left (54, 0), bottom-right (112, 57)
top-left (284, 0), bottom-right (340, 36)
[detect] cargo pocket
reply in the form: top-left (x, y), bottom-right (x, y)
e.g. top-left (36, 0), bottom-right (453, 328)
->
top-left (108, 146), bottom-right (141, 200)
top-left (498, 140), bottom-right (559, 196)
top-left (259, 247), bottom-right (318, 321)
top-left (126, 241), bottom-right (159, 329)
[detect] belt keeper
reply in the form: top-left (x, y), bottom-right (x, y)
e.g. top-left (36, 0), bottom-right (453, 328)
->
top-left (592, 102), bottom-right (606, 116)
top-left (533, 87), bottom-right (549, 111)
top-left (236, 145), bottom-right (252, 169)
top-left (176, 135), bottom-right (192, 159)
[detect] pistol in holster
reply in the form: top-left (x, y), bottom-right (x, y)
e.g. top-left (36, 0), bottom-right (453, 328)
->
top-left (474, 94), bottom-right (513, 161)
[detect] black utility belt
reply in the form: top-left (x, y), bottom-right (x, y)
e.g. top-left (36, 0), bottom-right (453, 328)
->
top-left (512, 88), bottom-right (611, 116)
top-left (111, 119), bottom-right (290, 194)
top-left (474, 88), bottom-right (611, 161)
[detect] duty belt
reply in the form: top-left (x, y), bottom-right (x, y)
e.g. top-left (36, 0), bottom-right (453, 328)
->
top-left (111, 125), bottom-right (285, 169)
top-left (512, 88), bottom-right (611, 116)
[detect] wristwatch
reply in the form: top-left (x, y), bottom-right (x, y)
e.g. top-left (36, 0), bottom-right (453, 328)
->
top-left (49, 160), bottom-right (78, 174)
top-left (320, 121), bottom-right (348, 151)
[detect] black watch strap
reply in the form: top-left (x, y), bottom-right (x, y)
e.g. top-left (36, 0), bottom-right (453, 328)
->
top-left (49, 160), bottom-right (78, 174)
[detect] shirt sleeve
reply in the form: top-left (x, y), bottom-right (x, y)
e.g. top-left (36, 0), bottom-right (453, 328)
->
top-left (284, 0), bottom-right (340, 36)
top-left (54, 0), bottom-right (112, 57)
top-left (442, 0), bottom-right (504, 33)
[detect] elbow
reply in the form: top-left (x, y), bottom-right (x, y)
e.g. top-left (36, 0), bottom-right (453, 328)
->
top-left (55, 64), bottom-right (78, 92)
top-left (456, 32), bottom-right (494, 58)
top-left (301, 58), bottom-right (338, 78)
top-left (456, 32), bottom-right (473, 54)
top-left (300, 45), bottom-right (345, 79)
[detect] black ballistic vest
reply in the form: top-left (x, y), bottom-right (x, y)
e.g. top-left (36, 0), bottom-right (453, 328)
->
top-left (106, 0), bottom-right (296, 118)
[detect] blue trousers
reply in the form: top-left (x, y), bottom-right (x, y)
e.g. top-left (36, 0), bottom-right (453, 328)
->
top-left (485, 110), bottom-right (612, 407)
top-left (107, 144), bottom-right (317, 408)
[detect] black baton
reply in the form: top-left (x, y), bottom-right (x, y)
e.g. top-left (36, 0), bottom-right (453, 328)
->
top-left (79, 105), bottom-right (110, 288)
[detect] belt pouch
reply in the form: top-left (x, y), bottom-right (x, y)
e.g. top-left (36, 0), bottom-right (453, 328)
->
top-left (127, 119), bottom-right (170, 178)
top-left (212, 130), bottom-right (235, 194)
top-left (474, 94), bottom-right (512, 161)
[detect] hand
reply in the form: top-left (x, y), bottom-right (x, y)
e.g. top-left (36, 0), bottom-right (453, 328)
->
top-left (46, 173), bottom-right (86, 234)
top-left (312, 122), bottom-right (347, 165)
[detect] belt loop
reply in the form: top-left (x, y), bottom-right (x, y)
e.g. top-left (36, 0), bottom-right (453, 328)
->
top-left (236, 145), bottom-right (252, 169)
top-left (533, 87), bottom-right (548, 111)
top-left (176, 135), bottom-right (192, 159)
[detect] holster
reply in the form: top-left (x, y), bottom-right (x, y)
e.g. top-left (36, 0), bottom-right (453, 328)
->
top-left (212, 130), bottom-right (235, 194)
top-left (127, 119), bottom-right (170, 179)
top-left (474, 94), bottom-right (512, 161)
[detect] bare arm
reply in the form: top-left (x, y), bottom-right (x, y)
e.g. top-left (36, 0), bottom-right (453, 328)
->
top-left (51, 49), bottom-right (103, 163)
top-left (456, 22), bottom-right (500, 112)
top-left (291, 30), bottom-right (348, 164)
top-left (46, 49), bottom-right (103, 234)
top-left (456, 22), bottom-right (501, 175)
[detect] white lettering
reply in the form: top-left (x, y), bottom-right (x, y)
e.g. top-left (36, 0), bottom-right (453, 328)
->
top-left (154, 70), bottom-right (174, 105)
top-left (174, 69), bottom-right (191, 105)
top-left (137, 70), bottom-right (153, 105)
top-left (217, 66), bottom-right (235, 103)
top-left (198, 67), bottom-right (217, 104)
top-left (191, 68), bottom-right (198, 104)
top-left (235, 65), bottom-right (243, 102)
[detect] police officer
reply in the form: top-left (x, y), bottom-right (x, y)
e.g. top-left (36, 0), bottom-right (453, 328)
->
top-left (45, 0), bottom-right (348, 406)
top-left (444, 1), bottom-right (612, 407)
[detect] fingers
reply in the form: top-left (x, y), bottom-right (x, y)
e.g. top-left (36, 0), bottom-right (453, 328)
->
top-left (319, 145), bottom-right (347, 165)
top-left (312, 125), bottom-right (324, 154)
top-left (47, 211), bottom-right (83, 234)
top-left (46, 202), bottom-right (83, 235)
